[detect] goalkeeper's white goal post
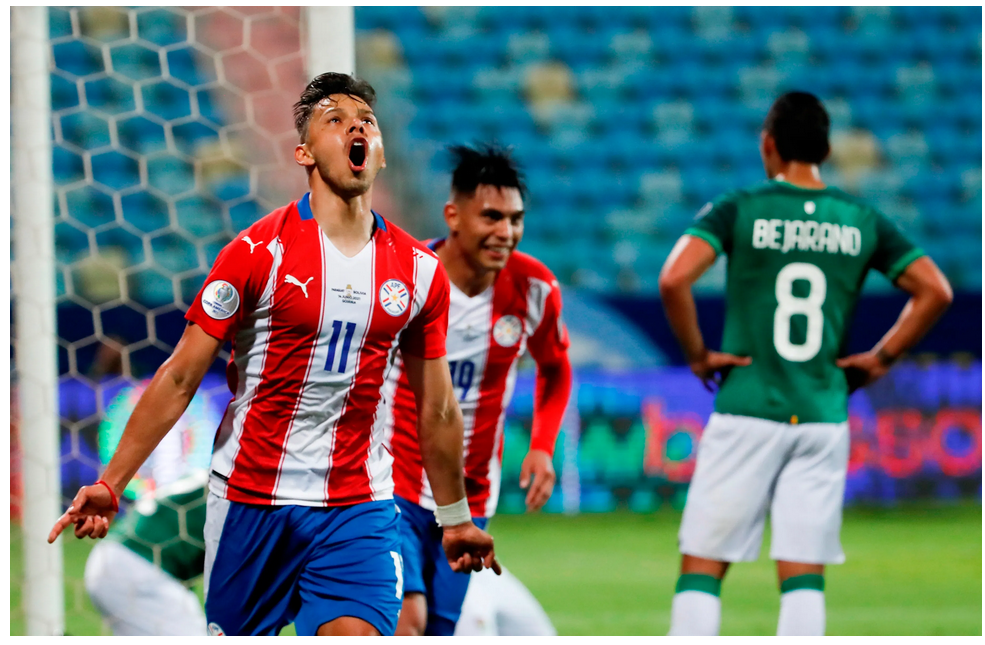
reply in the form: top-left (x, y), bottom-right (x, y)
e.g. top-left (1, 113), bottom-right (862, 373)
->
top-left (12, 5), bottom-right (64, 637)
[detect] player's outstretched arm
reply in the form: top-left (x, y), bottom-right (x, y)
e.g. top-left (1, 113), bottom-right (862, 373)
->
top-left (659, 235), bottom-right (751, 390)
top-left (48, 323), bottom-right (223, 543)
top-left (838, 256), bottom-right (952, 391)
top-left (402, 352), bottom-right (501, 575)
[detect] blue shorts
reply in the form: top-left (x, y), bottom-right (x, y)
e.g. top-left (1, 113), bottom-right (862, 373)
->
top-left (395, 496), bottom-right (488, 636)
top-left (204, 496), bottom-right (403, 636)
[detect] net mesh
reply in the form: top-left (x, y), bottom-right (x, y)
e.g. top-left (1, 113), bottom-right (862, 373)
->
top-left (11, 6), bottom-right (308, 634)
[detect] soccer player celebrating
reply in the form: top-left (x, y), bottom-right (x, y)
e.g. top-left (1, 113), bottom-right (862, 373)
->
top-left (49, 72), bottom-right (499, 637)
top-left (660, 92), bottom-right (952, 636)
top-left (386, 145), bottom-right (572, 635)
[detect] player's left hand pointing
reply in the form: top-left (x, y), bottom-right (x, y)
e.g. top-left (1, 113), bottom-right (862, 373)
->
top-left (48, 483), bottom-right (118, 543)
top-left (519, 449), bottom-right (556, 512)
top-left (442, 522), bottom-right (502, 576)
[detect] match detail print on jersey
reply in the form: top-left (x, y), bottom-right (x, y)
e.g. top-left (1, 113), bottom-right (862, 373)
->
top-left (185, 193), bottom-right (449, 507)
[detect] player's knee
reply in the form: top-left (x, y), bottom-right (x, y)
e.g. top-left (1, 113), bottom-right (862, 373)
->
top-left (395, 593), bottom-right (427, 636)
top-left (680, 554), bottom-right (730, 578)
top-left (776, 560), bottom-right (824, 584)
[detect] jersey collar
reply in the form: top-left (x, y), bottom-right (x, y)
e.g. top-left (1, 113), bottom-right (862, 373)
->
top-left (297, 192), bottom-right (388, 234)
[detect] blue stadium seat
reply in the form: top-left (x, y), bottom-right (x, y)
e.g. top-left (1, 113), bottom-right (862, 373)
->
top-left (552, 27), bottom-right (614, 70)
top-left (360, 7), bottom-right (980, 293)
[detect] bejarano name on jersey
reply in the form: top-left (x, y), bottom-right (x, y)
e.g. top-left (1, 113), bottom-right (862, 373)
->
top-left (752, 218), bottom-right (862, 256)
top-left (685, 180), bottom-right (923, 425)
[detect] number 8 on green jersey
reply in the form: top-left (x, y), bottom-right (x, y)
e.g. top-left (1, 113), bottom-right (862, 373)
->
top-left (686, 179), bottom-right (924, 425)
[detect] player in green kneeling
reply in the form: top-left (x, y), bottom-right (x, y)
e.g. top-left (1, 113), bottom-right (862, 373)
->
top-left (84, 470), bottom-right (208, 635)
top-left (83, 381), bottom-right (217, 635)
top-left (658, 92), bottom-right (952, 635)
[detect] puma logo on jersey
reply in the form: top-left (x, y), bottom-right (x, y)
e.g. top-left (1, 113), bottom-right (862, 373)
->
top-left (242, 236), bottom-right (263, 253)
top-left (285, 274), bottom-right (314, 298)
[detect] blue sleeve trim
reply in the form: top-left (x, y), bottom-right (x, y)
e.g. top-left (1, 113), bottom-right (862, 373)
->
top-left (297, 192), bottom-right (313, 220)
top-left (372, 210), bottom-right (388, 232)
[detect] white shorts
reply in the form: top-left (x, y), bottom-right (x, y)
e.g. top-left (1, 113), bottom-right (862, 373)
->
top-left (84, 540), bottom-right (207, 636)
top-left (454, 566), bottom-right (556, 636)
top-left (679, 413), bottom-right (850, 565)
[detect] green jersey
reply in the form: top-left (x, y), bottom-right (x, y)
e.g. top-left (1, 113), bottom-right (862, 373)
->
top-left (108, 470), bottom-right (209, 582)
top-left (686, 179), bottom-right (924, 424)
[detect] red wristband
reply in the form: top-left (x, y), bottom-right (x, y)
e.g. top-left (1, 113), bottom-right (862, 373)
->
top-left (95, 480), bottom-right (119, 512)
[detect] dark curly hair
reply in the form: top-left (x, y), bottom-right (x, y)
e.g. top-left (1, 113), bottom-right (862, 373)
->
top-left (293, 72), bottom-right (377, 141)
top-left (449, 143), bottom-right (526, 198)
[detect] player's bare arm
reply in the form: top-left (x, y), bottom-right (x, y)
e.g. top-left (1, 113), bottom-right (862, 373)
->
top-left (48, 323), bottom-right (222, 543)
top-left (402, 352), bottom-right (502, 575)
top-left (838, 256), bottom-right (952, 390)
top-left (659, 235), bottom-right (752, 391)
top-left (521, 353), bottom-right (572, 512)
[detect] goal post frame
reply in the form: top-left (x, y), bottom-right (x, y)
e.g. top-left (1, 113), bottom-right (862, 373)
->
top-left (305, 7), bottom-right (355, 78)
top-left (12, 5), bottom-right (65, 636)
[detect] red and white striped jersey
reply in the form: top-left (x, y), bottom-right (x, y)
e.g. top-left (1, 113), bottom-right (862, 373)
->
top-left (186, 193), bottom-right (450, 507)
top-left (385, 241), bottom-right (570, 518)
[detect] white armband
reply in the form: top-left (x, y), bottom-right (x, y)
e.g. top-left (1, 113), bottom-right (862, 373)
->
top-left (434, 498), bottom-right (471, 527)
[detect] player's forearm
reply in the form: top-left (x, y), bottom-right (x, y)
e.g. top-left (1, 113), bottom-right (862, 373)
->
top-left (529, 357), bottom-right (572, 455)
top-left (417, 400), bottom-right (468, 506)
top-left (659, 283), bottom-right (707, 364)
top-left (99, 361), bottom-right (204, 496)
top-left (873, 290), bottom-right (951, 362)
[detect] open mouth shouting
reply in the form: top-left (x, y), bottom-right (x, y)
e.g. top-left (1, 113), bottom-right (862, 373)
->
top-left (347, 137), bottom-right (368, 172)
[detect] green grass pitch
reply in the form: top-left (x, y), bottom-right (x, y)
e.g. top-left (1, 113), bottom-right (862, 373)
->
top-left (10, 502), bottom-right (982, 635)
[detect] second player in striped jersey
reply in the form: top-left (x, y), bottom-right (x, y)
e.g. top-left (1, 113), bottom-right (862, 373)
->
top-left (387, 145), bottom-right (573, 635)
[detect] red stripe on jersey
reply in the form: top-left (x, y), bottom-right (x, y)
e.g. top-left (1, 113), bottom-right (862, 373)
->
top-left (325, 236), bottom-right (414, 503)
top-left (225, 222), bottom-right (325, 504)
top-left (464, 274), bottom-right (527, 515)
top-left (390, 366), bottom-right (426, 505)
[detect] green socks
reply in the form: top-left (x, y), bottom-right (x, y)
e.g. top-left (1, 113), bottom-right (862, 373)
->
top-left (780, 574), bottom-right (825, 594)
top-left (675, 573), bottom-right (723, 597)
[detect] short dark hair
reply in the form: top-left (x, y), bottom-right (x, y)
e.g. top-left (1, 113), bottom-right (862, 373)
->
top-left (449, 143), bottom-right (526, 198)
top-left (763, 91), bottom-right (831, 164)
top-left (293, 72), bottom-right (377, 141)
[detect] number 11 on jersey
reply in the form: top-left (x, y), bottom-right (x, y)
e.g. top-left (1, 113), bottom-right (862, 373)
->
top-left (325, 320), bottom-right (356, 373)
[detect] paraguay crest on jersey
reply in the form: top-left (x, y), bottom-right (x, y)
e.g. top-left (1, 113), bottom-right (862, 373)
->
top-left (493, 315), bottom-right (523, 347)
top-left (380, 279), bottom-right (409, 316)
